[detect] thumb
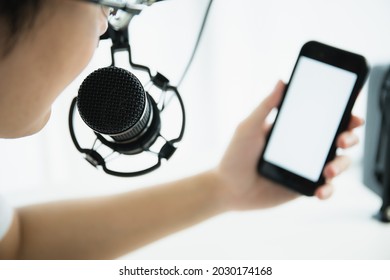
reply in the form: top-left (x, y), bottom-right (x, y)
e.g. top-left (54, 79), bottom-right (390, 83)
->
top-left (246, 80), bottom-right (285, 126)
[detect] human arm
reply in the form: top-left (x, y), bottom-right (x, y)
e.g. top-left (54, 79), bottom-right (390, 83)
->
top-left (1, 171), bottom-right (222, 259)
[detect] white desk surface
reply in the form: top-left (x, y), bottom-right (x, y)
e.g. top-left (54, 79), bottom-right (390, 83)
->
top-left (122, 166), bottom-right (390, 260)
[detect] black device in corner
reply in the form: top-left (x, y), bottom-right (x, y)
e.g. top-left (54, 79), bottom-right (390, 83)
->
top-left (363, 65), bottom-right (390, 222)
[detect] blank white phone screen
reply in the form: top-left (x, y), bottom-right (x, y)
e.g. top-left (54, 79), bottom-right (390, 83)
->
top-left (263, 56), bottom-right (357, 182)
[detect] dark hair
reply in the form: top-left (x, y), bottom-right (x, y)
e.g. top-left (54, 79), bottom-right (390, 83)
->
top-left (0, 0), bottom-right (42, 57)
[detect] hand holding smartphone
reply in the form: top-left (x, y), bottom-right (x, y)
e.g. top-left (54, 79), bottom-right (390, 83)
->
top-left (257, 41), bottom-right (369, 196)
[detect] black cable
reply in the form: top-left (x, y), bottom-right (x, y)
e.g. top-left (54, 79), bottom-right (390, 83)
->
top-left (176, 0), bottom-right (214, 88)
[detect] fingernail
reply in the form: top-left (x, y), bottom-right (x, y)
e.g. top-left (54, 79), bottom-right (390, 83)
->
top-left (320, 187), bottom-right (333, 199)
top-left (347, 134), bottom-right (358, 146)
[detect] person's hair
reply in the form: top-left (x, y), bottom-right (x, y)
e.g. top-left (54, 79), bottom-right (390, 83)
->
top-left (0, 0), bottom-right (42, 57)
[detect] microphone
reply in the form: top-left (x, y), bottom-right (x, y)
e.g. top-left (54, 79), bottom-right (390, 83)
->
top-left (68, 0), bottom-right (212, 177)
top-left (77, 67), bottom-right (160, 154)
top-left (69, 0), bottom-right (186, 177)
top-left (69, 65), bottom-right (185, 177)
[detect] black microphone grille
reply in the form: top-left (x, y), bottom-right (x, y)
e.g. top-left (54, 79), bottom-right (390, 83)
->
top-left (77, 66), bottom-right (146, 136)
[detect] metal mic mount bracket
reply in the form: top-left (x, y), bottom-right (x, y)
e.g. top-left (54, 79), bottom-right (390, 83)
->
top-left (69, 22), bottom-right (185, 177)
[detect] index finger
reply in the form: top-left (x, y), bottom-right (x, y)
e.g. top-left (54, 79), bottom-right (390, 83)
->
top-left (347, 115), bottom-right (364, 130)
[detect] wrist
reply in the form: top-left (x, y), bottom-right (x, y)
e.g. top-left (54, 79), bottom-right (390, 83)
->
top-left (206, 168), bottom-right (236, 213)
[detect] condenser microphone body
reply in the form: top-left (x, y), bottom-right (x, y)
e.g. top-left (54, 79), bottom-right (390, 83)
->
top-left (77, 66), bottom-right (161, 155)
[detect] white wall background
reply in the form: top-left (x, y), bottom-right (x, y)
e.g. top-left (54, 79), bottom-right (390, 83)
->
top-left (1, 0), bottom-right (390, 259)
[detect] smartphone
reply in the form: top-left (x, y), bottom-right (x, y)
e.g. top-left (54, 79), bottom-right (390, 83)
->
top-left (257, 41), bottom-right (369, 196)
